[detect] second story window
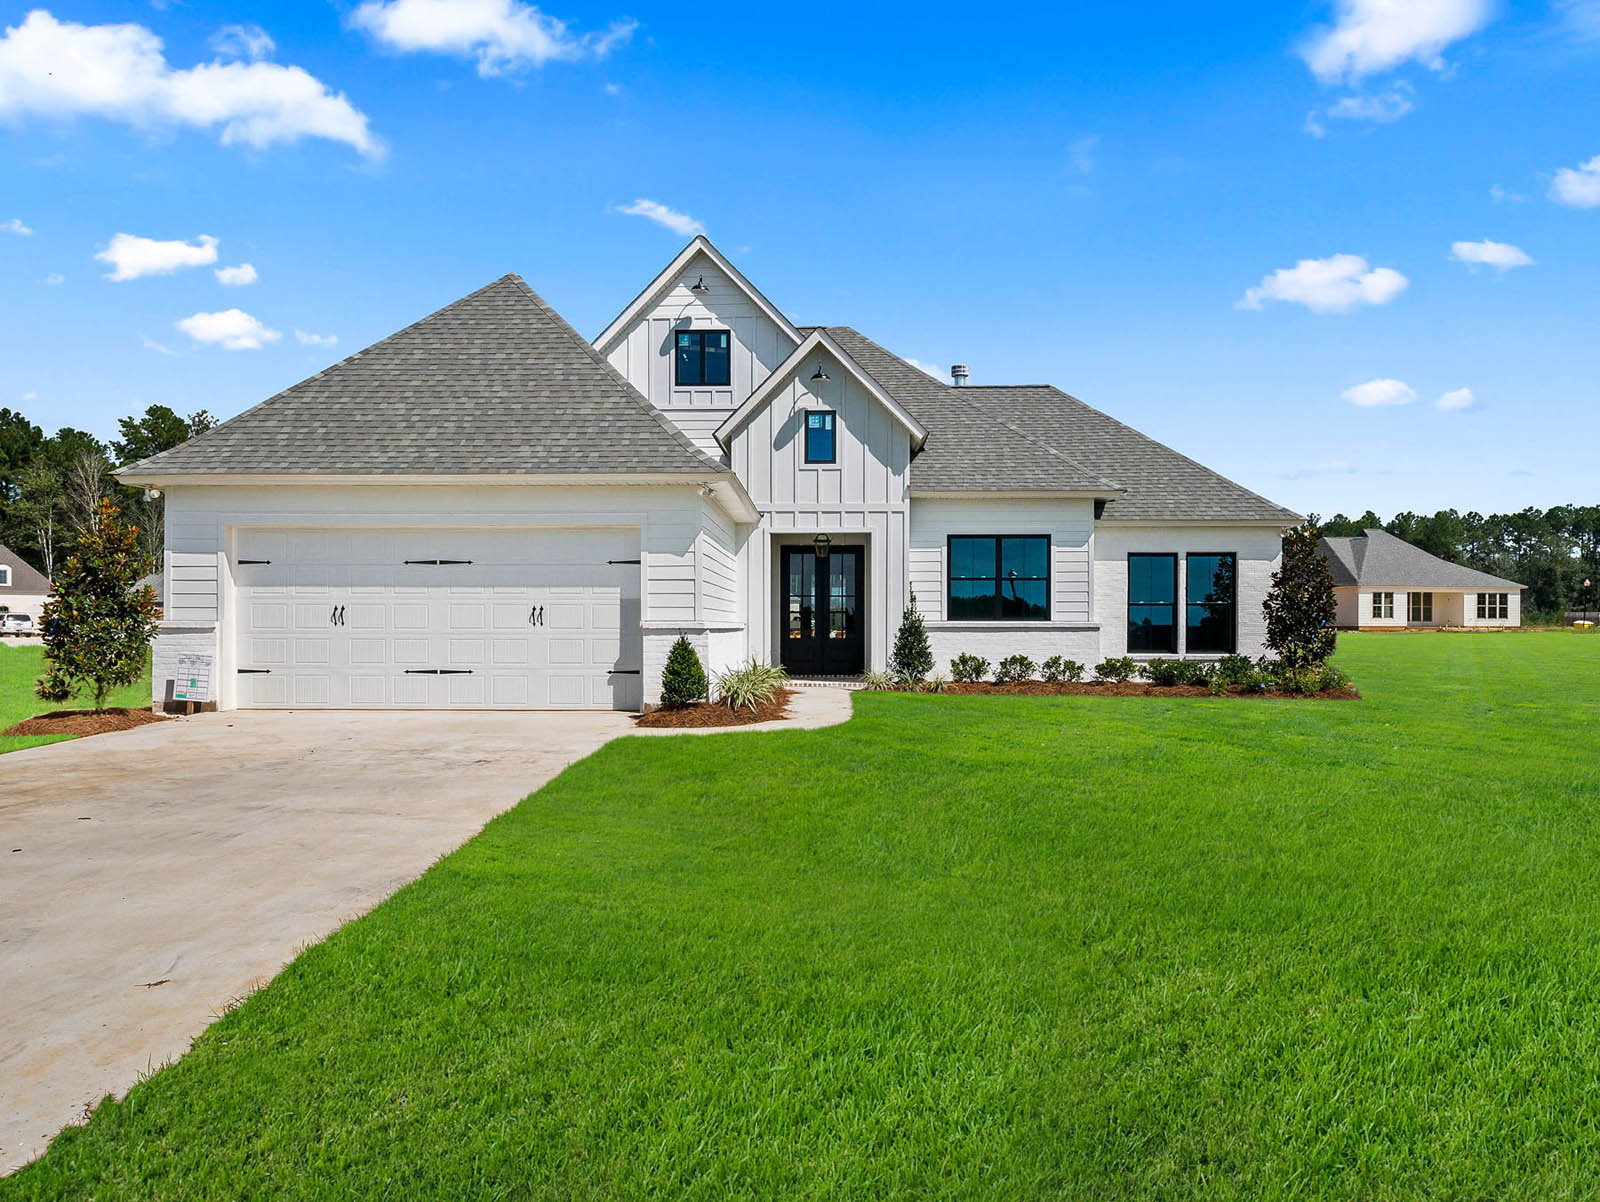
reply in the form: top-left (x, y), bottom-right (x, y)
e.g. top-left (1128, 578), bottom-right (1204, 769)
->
top-left (804, 411), bottom-right (836, 463)
top-left (674, 330), bottom-right (730, 386)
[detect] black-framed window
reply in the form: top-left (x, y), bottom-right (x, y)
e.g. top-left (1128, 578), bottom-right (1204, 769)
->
top-left (1128, 553), bottom-right (1178, 653)
top-left (1185, 553), bottom-right (1236, 654)
top-left (1477, 592), bottom-right (1508, 620)
top-left (948, 536), bottom-right (1050, 621)
top-left (674, 329), bottom-right (730, 386)
top-left (804, 411), bottom-right (836, 464)
top-left (1408, 592), bottom-right (1433, 622)
top-left (1372, 591), bottom-right (1394, 619)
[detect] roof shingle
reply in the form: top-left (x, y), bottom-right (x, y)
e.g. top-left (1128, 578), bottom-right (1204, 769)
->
top-left (1319, 529), bottom-right (1523, 589)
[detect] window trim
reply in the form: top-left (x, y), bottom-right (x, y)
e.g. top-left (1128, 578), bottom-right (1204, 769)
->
top-left (1372, 591), bottom-right (1394, 619)
top-left (1477, 591), bottom-right (1509, 620)
top-left (1184, 551), bottom-right (1238, 655)
top-left (803, 410), bottom-right (837, 465)
top-left (1408, 591), bottom-right (1434, 623)
top-left (946, 534), bottom-right (1052, 622)
top-left (1127, 552), bottom-right (1180, 654)
top-left (0, 565), bottom-right (9, 587)
top-left (672, 328), bottom-right (732, 387)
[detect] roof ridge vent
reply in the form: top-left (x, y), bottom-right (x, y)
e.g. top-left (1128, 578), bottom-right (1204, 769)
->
top-left (950, 363), bottom-right (969, 386)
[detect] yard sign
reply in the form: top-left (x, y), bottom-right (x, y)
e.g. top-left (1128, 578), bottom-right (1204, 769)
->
top-left (174, 654), bottom-right (213, 704)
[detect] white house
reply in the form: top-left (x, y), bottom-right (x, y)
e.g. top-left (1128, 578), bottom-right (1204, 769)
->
top-left (119, 237), bottom-right (1299, 711)
top-left (0, 544), bottom-right (50, 625)
top-left (1320, 528), bottom-right (1523, 630)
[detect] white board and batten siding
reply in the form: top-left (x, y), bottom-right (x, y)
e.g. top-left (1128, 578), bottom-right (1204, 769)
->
top-left (153, 482), bottom-right (736, 710)
top-left (1094, 525), bottom-right (1284, 658)
top-left (603, 257), bottom-right (795, 458)
top-left (729, 354), bottom-right (911, 671)
top-left (909, 498), bottom-right (1100, 668)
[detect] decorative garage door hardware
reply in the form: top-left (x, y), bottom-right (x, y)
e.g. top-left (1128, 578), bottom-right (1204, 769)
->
top-left (237, 558), bottom-right (271, 565)
top-left (608, 669), bottom-right (641, 675)
top-left (237, 668), bottom-right (271, 674)
top-left (528, 605), bottom-right (545, 626)
top-left (403, 668), bottom-right (475, 675)
top-left (403, 559), bottom-right (473, 565)
top-left (608, 558), bottom-right (641, 565)
top-left (329, 605), bottom-right (346, 626)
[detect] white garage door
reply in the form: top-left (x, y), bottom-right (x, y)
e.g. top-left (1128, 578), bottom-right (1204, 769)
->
top-left (234, 527), bottom-right (642, 710)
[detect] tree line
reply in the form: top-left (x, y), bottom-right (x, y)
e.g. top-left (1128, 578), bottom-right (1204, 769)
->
top-left (0, 404), bottom-right (215, 578)
top-left (1318, 507), bottom-right (1600, 620)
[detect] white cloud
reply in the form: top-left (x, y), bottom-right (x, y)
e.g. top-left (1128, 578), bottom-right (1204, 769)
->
top-left (1284, 459), bottom-right (1359, 480)
top-left (1067, 134), bottom-right (1098, 175)
top-left (294, 328), bottom-right (338, 346)
top-left (1557, 0), bottom-right (1600, 39)
top-left (603, 81), bottom-right (621, 96)
top-left (612, 198), bottom-right (704, 237)
top-left (350, 0), bottom-right (636, 77)
top-left (1300, 0), bottom-right (1494, 83)
top-left (1450, 238), bottom-right (1532, 270)
top-left (1305, 86), bottom-right (1414, 136)
top-left (42, 272), bottom-right (63, 285)
top-left (210, 23), bottom-right (274, 61)
top-left (1490, 184), bottom-right (1527, 204)
top-left (1436, 387), bottom-right (1477, 410)
top-left (176, 308), bottom-right (280, 350)
top-left (140, 332), bottom-right (179, 356)
top-left (0, 10), bottom-right (380, 157)
top-left (97, 232), bottom-right (218, 281)
top-left (903, 358), bottom-right (948, 381)
top-left (1342, 378), bottom-right (1417, 407)
top-left (22, 391), bottom-right (37, 401)
top-left (1550, 154), bottom-right (1600, 208)
top-left (4, 216), bottom-right (32, 235)
top-left (1237, 253), bottom-right (1409, 313)
top-left (214, 262), bottom-right (258, 286)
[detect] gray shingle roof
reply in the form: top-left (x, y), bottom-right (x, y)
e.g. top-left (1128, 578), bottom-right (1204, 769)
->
top-left (0, 543), bottom-right (50, 594)
top-left (119, 275), bottom-right (728, 479)
top-left (823, 327), bottom-right (1299, 523)
top-left (1319, 529), bottom-right (1523, 589)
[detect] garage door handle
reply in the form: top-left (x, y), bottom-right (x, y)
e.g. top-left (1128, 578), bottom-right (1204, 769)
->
top-left (528, 605), bottom-right (544, 626)
top-left (404, 669), bottom-right (475, 675)
top-left (330, 605), bottom-right (345, 626)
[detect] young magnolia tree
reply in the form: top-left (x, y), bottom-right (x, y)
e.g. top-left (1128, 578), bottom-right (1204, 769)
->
top-left (1263, 521), bottom-right (1337, 668)
top-left (37, 497), bottom-right (159, 711)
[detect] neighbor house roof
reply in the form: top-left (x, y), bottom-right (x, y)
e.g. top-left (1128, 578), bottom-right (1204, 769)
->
top-left (0, 544), bottom-right (50, 593)
top-left (1318, 529), bottom-right (1523, 590)
top-left (823, 327), bottom-right (1298, 521)
top-left (117, 275), bottom-right (730, 480)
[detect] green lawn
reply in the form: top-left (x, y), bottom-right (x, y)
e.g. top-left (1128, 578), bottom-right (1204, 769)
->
top-left (0, 645), bottom-right (151, 755)
top-left (8, 633), bottom-right (1600, 1199)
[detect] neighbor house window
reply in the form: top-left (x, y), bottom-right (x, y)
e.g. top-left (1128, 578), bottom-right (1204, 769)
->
top-left (1372, 592), bottom-right (1394, 619)
top-left (674, 329), bottom-right (731, 386)
top-left (1128, 553), bottom-right (1178, 653)
top-left (1408, 592), bottom-right (1434, 622)
top-left (1185, 553), bottom-right (1236, 654)
top-left (804, 411), bottom-right (836, 464)
top-left (0, 566), bottom-right (9, 587)
top-left (948, 536), bottom-right (1050, 621)
top-left (1477, 592), bottom-right (1509, 620)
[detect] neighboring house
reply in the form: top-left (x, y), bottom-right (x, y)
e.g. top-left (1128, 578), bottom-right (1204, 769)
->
top-left (118, 237), bottom-right (1299, 712)
top-left (1319, 528), bottom-right (1523, 630)
top-left (0, 544), bottom-right (51, 624)
top-left (138, 571), bottom-right (165, 618)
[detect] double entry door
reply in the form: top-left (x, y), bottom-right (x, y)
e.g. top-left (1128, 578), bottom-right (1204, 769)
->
top-left (780, 545), bottom-right (864, 676)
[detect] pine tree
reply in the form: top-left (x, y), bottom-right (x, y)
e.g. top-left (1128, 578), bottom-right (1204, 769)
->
top-left (889, 592), bottom-right (934, 684)
top-left (37, 497), bottom-right (159, 711)
top-left (1263, 521), bottom-right (1337, 668)
top-left (659, 634), bottom-right (708, 708)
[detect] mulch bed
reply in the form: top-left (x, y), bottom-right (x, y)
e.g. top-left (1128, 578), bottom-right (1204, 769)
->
top-left (634, 688), bottom-right (794, 728)
top-left (2, 707), bottom-right (171, 738)
top-left (936, 681), bottom-right (1360, 700)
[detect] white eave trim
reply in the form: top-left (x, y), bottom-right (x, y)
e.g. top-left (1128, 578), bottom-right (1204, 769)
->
top-left (910, 489), bottom-right (1124, 500)
top-left (593, 235), bottom-right (803, 353)
top-left (1096, 518), bottom-right (1301, 528)
top-left (714, 329), bottom-right (930, 451)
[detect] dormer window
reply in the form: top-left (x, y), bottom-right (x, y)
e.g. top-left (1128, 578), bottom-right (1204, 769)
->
top-left (674, 329), bottom-right (730, 386)
top-left (804, 411), bottom-right (836, 463)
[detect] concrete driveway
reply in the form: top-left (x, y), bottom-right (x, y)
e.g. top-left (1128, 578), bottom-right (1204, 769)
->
top-left (0, 708), bottom-right (633, 1174)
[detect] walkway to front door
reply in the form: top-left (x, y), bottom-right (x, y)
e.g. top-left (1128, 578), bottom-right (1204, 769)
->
top-left (780, 545), bottom-right (864, 675)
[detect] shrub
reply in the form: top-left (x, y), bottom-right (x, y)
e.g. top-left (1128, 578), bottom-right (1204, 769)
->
top-left (950, 653), bottom-right (989, 683)
top-left (922, 671), bottom-right (949, 693)
top-left (713, 659), bottom-right (788, 710)
top-left (1211, 654), bottom-right (1257, 686)
top-left (1315, 664), bottom-right (1353, 694)
top-left (1264, 521), bottom-right (1338, 668)
top-left (995, 654), bottom-right (1036, 684)
top-left (1040, 655), bottom-right (1066, 682)
top-left (1093, 656), bottom-right (1137, 684)
top-left (1275, 666), bottom-right (1323, 697)
top-left (1060, 659), bottom-right (1085, 682)
top-left (659, 635), bottom-right (708, 708)
top-left (1145, 658), bottom-right (1212, 687)
top-left (889, 592), bottom-right (934, 685)
top-left (36, 498), bottom-right (158, 711)
top-left (859, 670), bottom-right (898, 692)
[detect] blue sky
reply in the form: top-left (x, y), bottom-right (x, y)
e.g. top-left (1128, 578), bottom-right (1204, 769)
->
top-left (2, 0), bottom-right (1596, 517)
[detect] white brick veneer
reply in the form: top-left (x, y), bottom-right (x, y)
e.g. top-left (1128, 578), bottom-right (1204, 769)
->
top-left (926, 624), bottom-right (1101, 677)
top-left (641, 626), bottom-right (747, 707)
top-left (150, 621), bottom-right (220, 710)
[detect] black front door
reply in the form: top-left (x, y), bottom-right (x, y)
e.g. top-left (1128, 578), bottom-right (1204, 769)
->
top-left (780, 546), bottom-right (864, 675)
